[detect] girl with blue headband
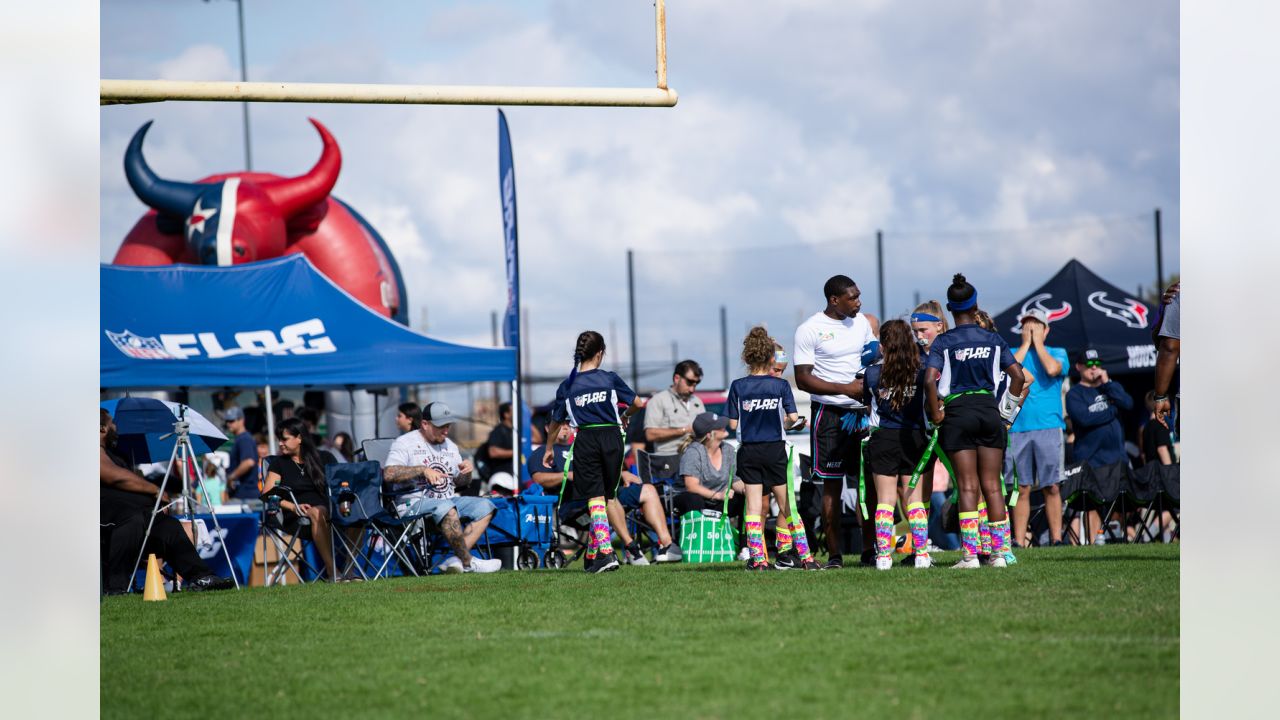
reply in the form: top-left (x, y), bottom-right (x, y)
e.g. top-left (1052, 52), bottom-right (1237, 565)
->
top-left (923, 274), bottom-right (1026, 569)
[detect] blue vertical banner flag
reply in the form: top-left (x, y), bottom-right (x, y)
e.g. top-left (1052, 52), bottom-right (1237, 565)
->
top-left (498, 109), bottom-right (532, 485)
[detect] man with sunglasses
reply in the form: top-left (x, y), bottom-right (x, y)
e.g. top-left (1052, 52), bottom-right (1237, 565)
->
top-left (1066, 348), bottom-right (1134, 470)
top-left (644, 360), bottom-right (706, 481)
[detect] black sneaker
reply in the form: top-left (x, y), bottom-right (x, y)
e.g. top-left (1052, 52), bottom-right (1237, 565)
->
top-left (859, 550), bottom-right (875, 567)
top-left (746, 560), bottom-right (775, 571)
top-left (823, 555), bottom-right (844, 570)
top-left (590, 552), bottom-right (620, 574)
top-left (624, 543), bottom-right (650, 566)
top-left (185, 574), bottom-right (234, 592)
top-left (774, 550), bottom-right (800, 570)
top-left (801, 558), bottom-right (823, 571)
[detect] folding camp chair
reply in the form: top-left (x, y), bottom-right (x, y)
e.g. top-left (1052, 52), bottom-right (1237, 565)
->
top-left (1057, 461), bottom-right (1095, 544)
top-left (1088, 461), bottom-right (1131, 543)
top-left (633, 449), bottom-right (682, 544)
top-left (360, 438), bottom-right (397, 467)
top-left (1124, 463), bottom-right (1164, 543)
top-left (259, 484), bottom-right (325, 585)
top-left (324, 460), bottom-right (420, 580)
top-left (1156, 463), bottom-right (1180, 542)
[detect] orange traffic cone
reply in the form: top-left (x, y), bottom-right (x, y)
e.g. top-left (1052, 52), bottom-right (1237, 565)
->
top-left (143, 553), bottom-right (167, 601)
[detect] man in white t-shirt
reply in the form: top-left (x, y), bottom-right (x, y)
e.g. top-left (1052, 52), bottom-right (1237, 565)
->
top-left (382, 402), bottom-right (500, 573)
top-left (793, 274), bottom-right (879, 569)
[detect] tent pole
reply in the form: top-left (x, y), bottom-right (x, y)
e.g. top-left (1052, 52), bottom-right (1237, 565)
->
top-left (511, 378), bottom-right (521, 496)
top-left (264, 384), bottom-right (275, 455)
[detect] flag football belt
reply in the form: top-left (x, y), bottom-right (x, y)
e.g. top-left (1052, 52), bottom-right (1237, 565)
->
top-left (557, 423), bottom-right (626, 508)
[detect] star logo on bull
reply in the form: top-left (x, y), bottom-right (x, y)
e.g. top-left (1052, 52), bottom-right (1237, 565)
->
top-left (185, 197), bottom-right (217, 241)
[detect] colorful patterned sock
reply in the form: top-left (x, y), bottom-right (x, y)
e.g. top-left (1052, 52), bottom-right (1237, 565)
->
top-left (990, 519), bottom-right (1009, 557)
top-left (588, 498), bottom-right (613, 557)
top-left (789, 516), bottom-right (813, 561)
top-left (874, 503), bottom-right (895, 559)
top-left (907, 502), bottom-right (929, 557)
top-left (745, 515), bottom-right (766, 564)
top-left (775, 522), bottom-right (794, 555)
top-left (959, 511), bottom-right (981, 558)
top-left (977, 501), bottom-right (992, 555)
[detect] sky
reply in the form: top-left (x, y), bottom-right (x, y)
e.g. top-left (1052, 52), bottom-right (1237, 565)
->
top-left (99, 0), bottom-right (1179, 399)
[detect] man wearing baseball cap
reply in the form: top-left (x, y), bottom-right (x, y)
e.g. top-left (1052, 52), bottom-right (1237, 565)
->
top-left (1006, 308), bottom-right (1071, 547)
top-left (382, 402), bottom-right (501, 573)
top-left (1066, 348), bottom-right (1135, 542)
top-left (222, 406), bottom-right (260, 502)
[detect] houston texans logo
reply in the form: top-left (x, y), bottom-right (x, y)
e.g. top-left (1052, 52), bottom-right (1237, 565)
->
top-left (1010, 293), bottom-right (1073, 333)
top-left (1087, 292), bottom-right (1149, 329)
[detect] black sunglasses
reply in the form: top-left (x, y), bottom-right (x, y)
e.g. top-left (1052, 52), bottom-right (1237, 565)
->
top-left (681, 376), bottom-right (701, 386)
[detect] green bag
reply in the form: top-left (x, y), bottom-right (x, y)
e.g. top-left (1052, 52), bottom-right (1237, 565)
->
top-left (679, 510), bottom-right (739, 563)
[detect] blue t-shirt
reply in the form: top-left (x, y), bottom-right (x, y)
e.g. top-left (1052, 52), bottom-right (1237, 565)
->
top-left (550, 369), bottom-right (636, 427)
top-left (726, 375), bottom-right (796, 443)
top-left (1011, 345), bottom-right (1070, 432)
top-left (926, 324), bottom-right (1017, 397)
top-left (863, 364), bottom-right (927, 430)
top-left (1066, 381), bottom-right (1134, 467)
top-left (228, 430), bottom-right (260, 499)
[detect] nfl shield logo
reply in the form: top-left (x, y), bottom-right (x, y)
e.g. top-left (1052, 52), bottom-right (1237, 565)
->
top-left (106, 330), bottom-right (175, 360)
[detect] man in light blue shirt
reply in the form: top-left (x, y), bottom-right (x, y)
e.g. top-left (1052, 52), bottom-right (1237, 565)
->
top-left (1005, 308), bottom-right (1070, 546)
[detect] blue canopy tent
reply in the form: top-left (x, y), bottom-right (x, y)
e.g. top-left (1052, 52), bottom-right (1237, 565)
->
top-left (101, 255), bottom-right (515, 390)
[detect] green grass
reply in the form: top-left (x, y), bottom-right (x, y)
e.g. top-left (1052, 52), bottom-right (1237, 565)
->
top-left (101, 544), bottom-right (1178, 719)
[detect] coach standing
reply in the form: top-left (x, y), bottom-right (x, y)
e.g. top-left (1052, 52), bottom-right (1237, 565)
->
top-left (794, 275), bottom-right (879, 569)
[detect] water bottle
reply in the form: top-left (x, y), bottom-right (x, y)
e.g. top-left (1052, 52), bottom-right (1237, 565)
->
top-left (265, 494), bottom-right (284, 529)
top-left (338, 481), bottom-right (354, 517)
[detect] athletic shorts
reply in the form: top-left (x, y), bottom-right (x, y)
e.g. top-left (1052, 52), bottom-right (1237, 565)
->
top-left (570, 425), bottom-right (624, 500)
top-left (736, 441), bottom-right (788, 488)
top-left (810, 402), bottom-right (865, 483)
top-left (938, 393), bottom-right (1004, 452)
top-left (1004, 427), bottom-right (1065, 488)
top-left (865, 427), bottom-right (936, 477)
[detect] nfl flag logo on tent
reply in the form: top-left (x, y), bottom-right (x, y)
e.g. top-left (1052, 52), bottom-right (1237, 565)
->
top-left (106, 330), bottom-right (175, 360)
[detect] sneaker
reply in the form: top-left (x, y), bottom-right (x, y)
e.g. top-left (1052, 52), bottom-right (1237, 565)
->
top-left (654, 543), bottom-right (683, 563)
top-left (823, 555), bottom-right (844, 570)
top-left (952, 555), bottom-right (981, 570)
top-left (990, 555), bottom-right (1008, 568)
top-left (589, 552), bottom-right (620, 574)
top-left (859, 550), bottom-right (876, 567)
top-left (914, 554), bottom-right (933, 569)
top-left (1002, 550), bottom-right (1018, 565)
top-left (774, 550), bottom-right (800, 570)
top-left (435, 555), bottom-right (464, 574)
top-left (874, 556), bottom-right (893, 571)
top-left (745, 560), bottom-right (775, 571)
top-left (462, 557), bottom-right (501, 574)
top-left (185, 574), bottom-right (234, 591)
top-left (801, 558), bottom-right (823, 571)
top-left (737, 547), bottom-right (751, 562)
top-left (624, 543), bottom-right (650, 566)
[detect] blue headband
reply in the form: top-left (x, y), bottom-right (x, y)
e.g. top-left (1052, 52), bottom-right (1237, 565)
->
top-left (910, 312), bottom-right (941, 323)
top-left (946, 291), bottom-right (978, 311)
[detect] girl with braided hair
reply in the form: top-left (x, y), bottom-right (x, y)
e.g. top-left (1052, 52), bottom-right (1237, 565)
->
top-left (923, 274), bottom-right (1026, 569)
top-left (728, 327), bottom-right (815, 571)
top-left (861, 319), bottom-right (936, 569)
top-left (544, 331), bottom-right (641, 574)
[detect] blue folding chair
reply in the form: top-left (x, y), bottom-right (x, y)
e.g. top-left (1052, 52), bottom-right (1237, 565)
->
top-left (325, 460), bottom-right (427, 579)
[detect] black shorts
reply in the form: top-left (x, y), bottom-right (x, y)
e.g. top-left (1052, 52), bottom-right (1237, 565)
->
top-left (865, 427), bottom-right (936, 477)
top-left (939, 393), bottom-right (1004, 452)
top-left (737, 441), bottom-right (789, 489)
top-left (570, 425), bottom-right (624, 500)
top-left (810, 402), bottom-right (865, 483)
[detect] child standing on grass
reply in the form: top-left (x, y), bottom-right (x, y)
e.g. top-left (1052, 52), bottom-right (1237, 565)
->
top-left (543, 331), bottom-right (640, 574)
top-left (728, 327), bottom-right (817, 571)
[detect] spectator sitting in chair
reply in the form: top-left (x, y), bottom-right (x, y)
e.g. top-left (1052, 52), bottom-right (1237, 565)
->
top-left (674, 412), bottom-right (745, 519)
top-left (100, 409), bottom-right (233, 594)
top-left (223, 406), bottom-right (260, 503)
top-left (531, 424), bottom-right (682, 565)
top-left (383, 402), bottom-right (501, 573)
top-left (261, 417), bottom-right (345, 581)
top-left (1065, 348), bottom-right (1133, 544)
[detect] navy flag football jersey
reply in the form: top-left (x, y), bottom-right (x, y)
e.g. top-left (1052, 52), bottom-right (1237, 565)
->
top-left (550, 369), bottom-right (636, 427)
top-left (926, 324), bottom-right (1018, 397)
top-left (726, 375), bottom-right (797, 443)
top-left (863, 363), bottom-right (928, 430)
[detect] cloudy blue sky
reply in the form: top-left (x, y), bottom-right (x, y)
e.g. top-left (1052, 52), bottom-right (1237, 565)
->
top-left (100, 0), bottom-right (1178, 398)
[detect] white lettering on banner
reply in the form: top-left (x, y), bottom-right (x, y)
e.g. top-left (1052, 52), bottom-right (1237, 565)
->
top-left (1126, 344), bottom-right (1157, 369)
top-left (575, 391), bottom-right (608, 407)
top-left (953, 346), bottom-right (992, 362)
top-left (109, 319), bottom-right (337, 361)
top-left (741, 398), bottom-right (781, 412)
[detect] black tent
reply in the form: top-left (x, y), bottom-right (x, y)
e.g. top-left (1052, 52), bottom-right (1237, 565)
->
top-left (992, 259), bottom-right (1156, 375)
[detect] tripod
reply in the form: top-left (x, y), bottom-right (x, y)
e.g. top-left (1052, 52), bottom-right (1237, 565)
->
top-left (130, 408), bottom-right (241, 591)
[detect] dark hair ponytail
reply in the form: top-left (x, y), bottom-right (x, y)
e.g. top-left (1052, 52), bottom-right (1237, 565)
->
top-left (946, 273), bottom-right (978, 312)
top-left (567, 330), bottom-right (606, 388)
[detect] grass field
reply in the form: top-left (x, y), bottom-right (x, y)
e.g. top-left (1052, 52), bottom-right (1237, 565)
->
top-left (101, 544), bottom-right (1179, 719)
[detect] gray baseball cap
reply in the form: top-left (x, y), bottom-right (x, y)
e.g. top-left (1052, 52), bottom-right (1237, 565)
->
top-left (1019, 307), bottom-right (1049, 325)
top-left (222, 406), bottom-right (245, 422)
top-left (423, 402), bottom-right (458, 426)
